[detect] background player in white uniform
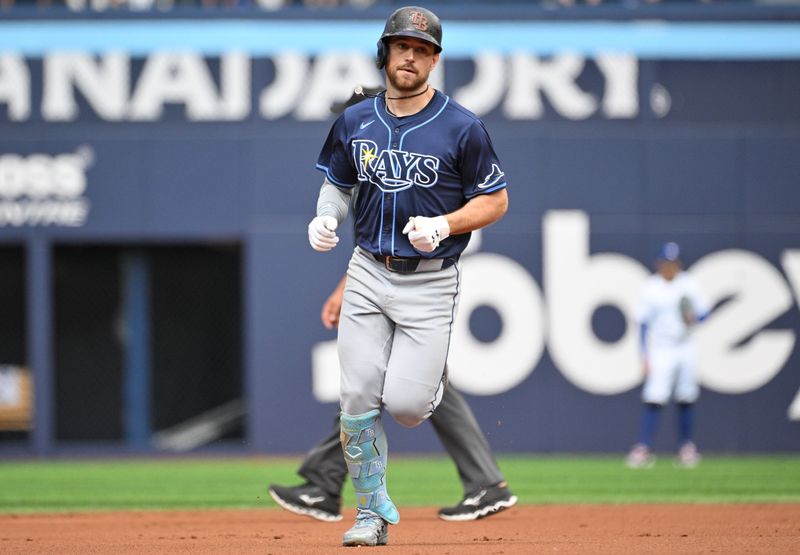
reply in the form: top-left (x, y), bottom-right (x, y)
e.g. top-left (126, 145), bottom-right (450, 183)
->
top-left (626, 242), bottom-right (711, 469)
top-left (307, 5), bottom-right (509, 547)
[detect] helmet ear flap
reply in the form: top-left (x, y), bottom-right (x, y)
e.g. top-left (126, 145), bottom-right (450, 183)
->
top-left (375, 38), bottom-right (387, 69)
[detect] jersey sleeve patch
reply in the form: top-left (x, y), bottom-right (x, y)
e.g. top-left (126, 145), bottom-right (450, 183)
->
top-left (460, 120), bottom-right (509, 199)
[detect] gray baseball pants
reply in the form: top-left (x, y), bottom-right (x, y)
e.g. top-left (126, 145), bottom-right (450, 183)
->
top-left (299, 385), bottom-right (505, 497)
top-left (338, 247), bottom-right (460, 427)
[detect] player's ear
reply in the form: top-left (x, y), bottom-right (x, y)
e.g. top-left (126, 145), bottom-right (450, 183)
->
top-left (430, 53), bottom-right (440, 71)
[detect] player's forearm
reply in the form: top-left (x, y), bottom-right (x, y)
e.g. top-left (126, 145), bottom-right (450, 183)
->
top-left (445, 189), bottom-right (508, 235)
top-left (316, 179), bottom-right (352, 225)
top-left (334, 274), bottom-right (347, 295)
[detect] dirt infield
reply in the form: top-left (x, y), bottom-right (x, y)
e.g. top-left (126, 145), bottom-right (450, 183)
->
top-left (2, 504), bottom-right (799, 554)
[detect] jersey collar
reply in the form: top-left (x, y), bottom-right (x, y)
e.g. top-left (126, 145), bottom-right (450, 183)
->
top-left (379, 89), bottom-right (446, 124)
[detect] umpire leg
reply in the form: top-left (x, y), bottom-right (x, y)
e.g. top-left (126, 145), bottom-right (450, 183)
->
top-left (268, 414), bottom-right (347, 521)
top-left (298, 413), bottom-right (348, 498)
top-left (429, 384), bottom-right (504, 495)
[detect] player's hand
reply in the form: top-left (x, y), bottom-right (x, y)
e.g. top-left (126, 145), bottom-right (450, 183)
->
top-left (308, 216), bottom-right (339, 252)
top-left (320, 293), bottom-right (342, 329)
top-left (320, 278), bottom-right (346, 329)
top-left (402, 216), bottom-right (450, 253)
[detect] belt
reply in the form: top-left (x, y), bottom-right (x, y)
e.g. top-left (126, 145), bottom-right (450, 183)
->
top-left (371, 253), bottom-right (459, 274)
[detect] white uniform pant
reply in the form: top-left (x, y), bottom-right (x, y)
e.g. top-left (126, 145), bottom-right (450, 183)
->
top-left (337, 247), bottom-right (460, 428)
top-left (642, 341), bottom-right (700, 405)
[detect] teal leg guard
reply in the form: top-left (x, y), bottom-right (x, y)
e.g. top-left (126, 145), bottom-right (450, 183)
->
top-left (340, 409), bottom-right (400, 525)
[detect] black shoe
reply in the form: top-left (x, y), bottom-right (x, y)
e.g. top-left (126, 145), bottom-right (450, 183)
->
top-left (268, 483), bottom-right (342, 522)
top-left (437, 481), bottom-right (518, 521)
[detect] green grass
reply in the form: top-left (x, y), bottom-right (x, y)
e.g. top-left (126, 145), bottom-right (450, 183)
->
top-left (0, 455), bottom-right (798, 513)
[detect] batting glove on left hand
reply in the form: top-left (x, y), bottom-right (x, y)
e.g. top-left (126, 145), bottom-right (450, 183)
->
top-left (402, 215), bottom-right (450, 253)
top-left (308, 215), bottom-right (339, 252)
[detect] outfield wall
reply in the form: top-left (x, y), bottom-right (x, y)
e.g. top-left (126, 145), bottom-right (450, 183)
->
top-left (1, 5), bottom-right (799, 454)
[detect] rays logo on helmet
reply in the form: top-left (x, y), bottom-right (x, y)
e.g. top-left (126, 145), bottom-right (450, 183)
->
top-left (353, 139), bottom-right (439, 192)
top-left (410, 11), bottom-right (429, 31)
top-left (477, 163), bottom-right (505, 189)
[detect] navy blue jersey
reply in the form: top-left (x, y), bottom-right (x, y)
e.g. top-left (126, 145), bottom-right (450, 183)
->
top-left (316, 90), bottom-right (507, 258)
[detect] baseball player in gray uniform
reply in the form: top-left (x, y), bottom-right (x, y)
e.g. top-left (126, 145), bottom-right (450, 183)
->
top-left (269, 276), bottom-right (517, 523)
top-left (307, 5), bottom-right (509, 547)
top-left (626, 242), bottom-right (711, 469)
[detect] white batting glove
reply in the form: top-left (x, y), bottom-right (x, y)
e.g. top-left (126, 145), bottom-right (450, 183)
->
top-left (308, 215), bottom-right (339, 252)
top-left (402, 216), bottom-right (450, 253)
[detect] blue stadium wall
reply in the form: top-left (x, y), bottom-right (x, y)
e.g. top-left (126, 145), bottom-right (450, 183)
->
top-left (1, 6), bottom-right (799, 454)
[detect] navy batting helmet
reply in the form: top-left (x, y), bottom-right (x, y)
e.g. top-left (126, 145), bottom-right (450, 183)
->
top-left (375, 6), bottom-right (443, 70)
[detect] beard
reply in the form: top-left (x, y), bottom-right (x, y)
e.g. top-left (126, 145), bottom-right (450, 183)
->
top-left (387, 64), bottom-right (429, 93)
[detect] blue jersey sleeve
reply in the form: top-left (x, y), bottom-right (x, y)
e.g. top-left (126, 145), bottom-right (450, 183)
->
top-left (459, 120), bottom-right (508, 199)
top-left (316, 114), bottom-right (357, 189)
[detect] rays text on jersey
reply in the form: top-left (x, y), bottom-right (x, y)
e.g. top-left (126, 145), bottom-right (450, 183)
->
top-left (352, 139), bottom-right (439, 193)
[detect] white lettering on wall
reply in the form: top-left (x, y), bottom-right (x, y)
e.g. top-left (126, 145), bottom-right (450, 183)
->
top-left (453, 52), bottom-right (506, 117)
top-left (260, 51), bottom-right (310, 120)
top-left (545, 210), bottom-right (649, 394)
top-left (0, 147), bottom-right (93, 227)
top-left (448, 253), bottom-right (546, 395)
top-left (692, 250), bottom-right (795, 393)
top-left (219, 51), bottom-right (251, 121)
top-left (43, 52), bottom-right (129, 121)
top-left (312, 339), bottom-right (339, 403)
top-left (780, 250), bottom-right (800, 421)
top-left (0, 54), bottom-right (30, 121)
top-left (1, 50), bottom-right (645, 122)
top-left (452, 52), bottom-right (639, 119)
top-left (596, 53), bottom-right (639, 118)
top-left (129, 52), bottom-right (220, 121)
top-left (294, 52), bottom-right (382, 121)
top-left (504, 53), bottom-right (598, 120)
